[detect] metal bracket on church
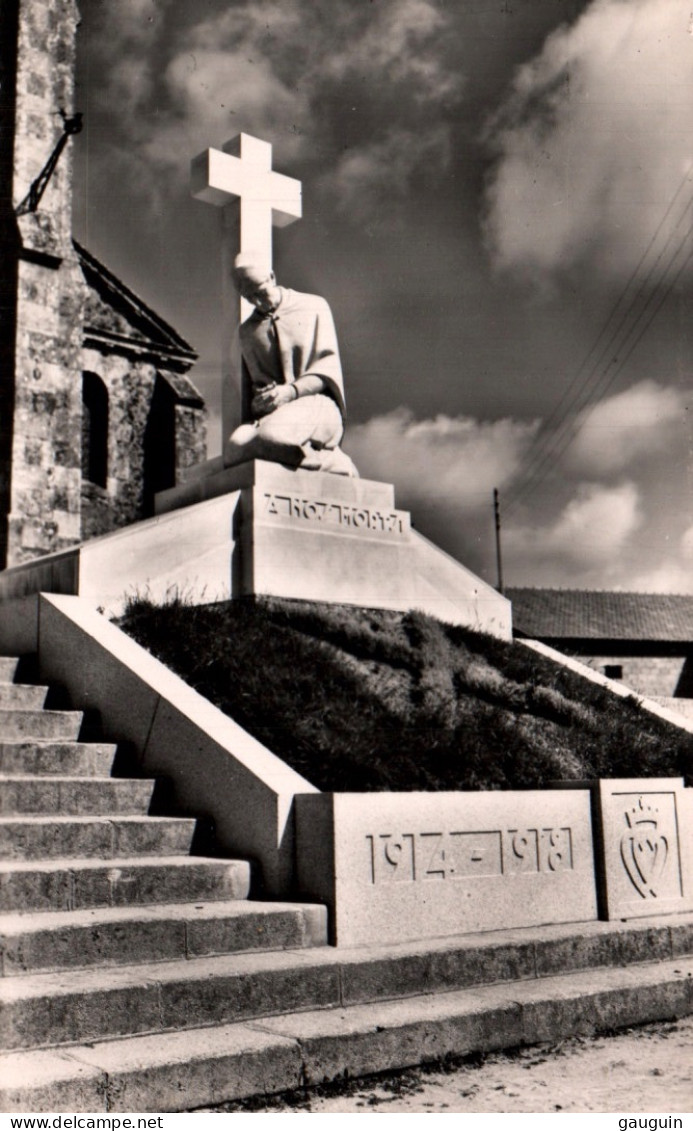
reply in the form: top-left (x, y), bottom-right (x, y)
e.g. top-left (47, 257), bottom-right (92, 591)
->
top-left (15, 109), bottom-right (83, 216)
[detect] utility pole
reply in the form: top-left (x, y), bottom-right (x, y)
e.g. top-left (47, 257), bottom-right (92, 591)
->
top-left (493, 488), bottom-right (504, 595)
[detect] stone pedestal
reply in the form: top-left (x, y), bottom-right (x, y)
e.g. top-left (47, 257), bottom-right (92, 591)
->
top-left (0, 461), bottom-right (512, 638)
top-left (156, 458), bottom-right (393, 511)
top-left (226, 464), bottom-right (411, 610)
top-left (157, 461), bottom-right (512, 637)
top-left (295, 790), bottom-right (597, 946)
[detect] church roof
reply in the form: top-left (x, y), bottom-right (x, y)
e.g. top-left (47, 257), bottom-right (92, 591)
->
top-left (74, 240), bottom-right (200, 377)
top-left (507, 588), bottom-right (693, 643)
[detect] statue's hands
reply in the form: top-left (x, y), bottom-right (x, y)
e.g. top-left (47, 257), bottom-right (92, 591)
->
top-left (252, 383), bottom-right (298, 417)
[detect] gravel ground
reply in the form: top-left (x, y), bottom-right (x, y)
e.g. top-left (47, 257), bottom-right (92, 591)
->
top-left (199, 1015), bottom-right (693, 1114)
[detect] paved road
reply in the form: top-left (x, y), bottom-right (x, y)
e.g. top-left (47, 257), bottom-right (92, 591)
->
top-left (203, 1015), bottom-right (693, 1114)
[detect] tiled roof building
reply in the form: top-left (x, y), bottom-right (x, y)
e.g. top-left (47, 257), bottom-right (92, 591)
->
top-left (507, 588), bottom-right (693, 703)
top-left (508, 589), bottom-right (693, 643)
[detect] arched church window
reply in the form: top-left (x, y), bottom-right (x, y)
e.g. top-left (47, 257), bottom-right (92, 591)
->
top-left (82, 372), bottom-right (108, 488)
top-left (143, 374), bottom-right (176, 515)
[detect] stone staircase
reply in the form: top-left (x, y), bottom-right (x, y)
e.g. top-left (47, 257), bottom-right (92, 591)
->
top-left (0, 655), bottom-right (327, 1109)
top-left (1, 655), bottom-right (692, 1112)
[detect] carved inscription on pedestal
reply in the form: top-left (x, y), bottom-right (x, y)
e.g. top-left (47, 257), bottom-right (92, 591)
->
top-left (507, 827), bottom-right (573, 874)
top-left (590, 780), bottom-right (691, 920)
top-left (295, 790), bottom-right (598, 946)
top-left (262, 492), bottom-right (408, 537)
top-left (366, 826), bottom-right (573, 884)
top-left (618, 794), bottom-right (681, 901)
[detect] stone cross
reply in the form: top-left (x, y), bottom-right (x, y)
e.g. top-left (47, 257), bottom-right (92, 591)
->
top-left (191, 133), bottom-right (302, 441)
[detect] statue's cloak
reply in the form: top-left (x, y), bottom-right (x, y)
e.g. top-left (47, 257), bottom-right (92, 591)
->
top-left (239, 288), bottom-right (346, 422)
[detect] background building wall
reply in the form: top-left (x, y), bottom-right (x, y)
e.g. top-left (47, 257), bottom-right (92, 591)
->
top-left (557, 647), bottom-right (692, 699)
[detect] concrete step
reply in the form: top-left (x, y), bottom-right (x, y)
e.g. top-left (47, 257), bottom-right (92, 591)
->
top-left (0, 710), bottom-right (83, 742)
top-left (0, 742), bottom-right (117, 776)
top-left (0, 684), bottom-right (48, 710)
top-left (0, 949), bottom-right (338, 1051)
top-left (0, 776), bottom-right (154, 816)
top-left (0, 815), bottom-right (196, 860)
top-left (0, 658), bottom-right (19, 682)
top-left (2, 952), bottom-right (691, 1112)
top-left (0, 900), bottom-right (328, 975)
top-left (2, 914), bottom-right (691, 1053)
top-left (0, 855), bottom-right (250, 912)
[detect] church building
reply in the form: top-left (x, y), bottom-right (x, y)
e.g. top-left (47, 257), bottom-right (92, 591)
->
top-left (0, 0), bottom-right (207, 570)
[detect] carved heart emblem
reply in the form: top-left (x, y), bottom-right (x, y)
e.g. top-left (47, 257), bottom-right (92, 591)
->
top-left (620, 832), bottom-right (668, 898)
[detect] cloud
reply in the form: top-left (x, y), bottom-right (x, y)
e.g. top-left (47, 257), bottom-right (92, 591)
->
top-left (87, 0), bottom-right (464, 215)
top-left (322, 127), bottom-right (452, 223)
top-left (498, 372), bottom-right (691, 588)
top-left (345, 381), bottom-right (686, 592)
top-left (567, 379), bottom-right (688, 475)
top-left (504, 481), bottom-right (644, 586)
top-left (622, 523), bottom-right (693, 591)
top-left (344, 398), bottom-right (692, 593)
top-left (104, 57), bottom-right (156, 119)
top-left (98, 0), bottom-right (174, 48)
top-left (682, 523), bottom-right (693, 559)
top-left (144, 49), bottom-right (308, 169)
top-left (323, 0), bottom-right (460, 105)
top-left (345, 408), bottom-right (538, 505)
top-left (483, 0), bottom-right (693, 280)
top-left (628, 562), bottom-right (692, 593)
top-left (542, 481), bottom-right (641, 564)
top-left (89, 0), bottom-right (177, 113)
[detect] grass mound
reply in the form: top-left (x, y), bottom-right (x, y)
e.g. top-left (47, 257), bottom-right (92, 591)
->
top-left (118, 595), bottom-right (693, 792)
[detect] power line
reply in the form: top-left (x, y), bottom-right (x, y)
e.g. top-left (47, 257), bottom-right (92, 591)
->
top-left (505, 234), bottom-right (693, 520)
top-left (504, 177), bottom-right (693, 516)
top-left (520, 165), bottom-right (693, 450)
top-left (507, 216), bottom-right (693, 513)
top-left (562, 241), bottom-right (693, 433)
top-left (503, 170), bottom-right (693, 503)
top-left (505, 191), bottom-right (693, 511)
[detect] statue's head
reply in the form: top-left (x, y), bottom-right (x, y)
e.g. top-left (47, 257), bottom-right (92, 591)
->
top-left (232, 253), bottom-right (281, 314)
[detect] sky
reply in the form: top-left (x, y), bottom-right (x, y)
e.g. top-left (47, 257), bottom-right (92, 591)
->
top-left (72, 0), bottom-right (693, 593)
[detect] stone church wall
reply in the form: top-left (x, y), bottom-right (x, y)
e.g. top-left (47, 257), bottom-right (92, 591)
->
top-left (9, 250), bottom-right (88, 566)
top-left (1, 0), bottom-right (89, 567)
top-left (174, 403), bottom-right (208, 482)
top-left (79, 349), bottom-right (207, 542)
top-left (1, 0), bottom-right (207, 566)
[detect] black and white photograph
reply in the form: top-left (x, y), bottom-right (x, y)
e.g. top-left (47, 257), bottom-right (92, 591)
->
top-left (0, 0), bottom-right (692, 1118)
